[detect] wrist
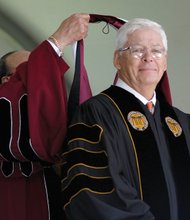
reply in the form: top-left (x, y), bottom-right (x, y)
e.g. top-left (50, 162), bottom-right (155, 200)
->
top-left (48, 36), bottom-right (64, 56)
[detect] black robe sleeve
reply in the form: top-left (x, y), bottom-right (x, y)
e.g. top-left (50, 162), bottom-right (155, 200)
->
top-left (62, 96), bottom-right (155, 220)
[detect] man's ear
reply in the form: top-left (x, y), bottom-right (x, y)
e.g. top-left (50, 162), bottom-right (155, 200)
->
top-left (113, 51), bottom-right (121, 70)
top-left (164, 54), bottom-right (168, 72)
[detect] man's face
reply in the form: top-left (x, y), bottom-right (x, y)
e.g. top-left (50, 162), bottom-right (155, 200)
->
top-left (1, 50), bottom-right (30, 84)
top-left (114, 28), bottom-right (167, 94)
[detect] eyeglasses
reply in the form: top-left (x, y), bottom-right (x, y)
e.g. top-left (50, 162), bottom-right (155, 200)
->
top-left (118, 45), bottom-right (166, 59)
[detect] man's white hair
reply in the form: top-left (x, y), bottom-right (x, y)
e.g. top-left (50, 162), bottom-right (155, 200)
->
top-left (115, 18), bottom-right (168, 51)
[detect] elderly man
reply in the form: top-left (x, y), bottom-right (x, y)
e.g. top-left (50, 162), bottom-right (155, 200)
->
top-left (62, 18), bottom-right (190, 220)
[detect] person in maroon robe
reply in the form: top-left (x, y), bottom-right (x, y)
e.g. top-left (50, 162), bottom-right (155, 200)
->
top-left (0, 13), bottom-right (90, 220)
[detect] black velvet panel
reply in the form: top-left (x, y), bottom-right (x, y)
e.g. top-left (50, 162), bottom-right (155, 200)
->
top-left (159, 100), bottom-right (190, 220)
top-left (103, 86), bottom-right (170, 219)
top-left (62, 174), bottom-right (114, 208)
top-left (68, 123), bottom-right (102, 144)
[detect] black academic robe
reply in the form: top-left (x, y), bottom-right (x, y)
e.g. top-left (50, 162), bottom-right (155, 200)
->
top-left (62, 85), bottom-right (190, 220)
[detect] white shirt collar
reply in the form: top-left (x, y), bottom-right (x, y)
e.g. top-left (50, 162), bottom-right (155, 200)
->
top-left (115, 78), bottom-right (156, 106)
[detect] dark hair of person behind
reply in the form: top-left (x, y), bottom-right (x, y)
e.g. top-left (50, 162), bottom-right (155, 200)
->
top-left (0, 51), bottom-right (16, 80)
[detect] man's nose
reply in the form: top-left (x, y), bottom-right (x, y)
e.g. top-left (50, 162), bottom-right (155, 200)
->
top-left (142, 50), bottom-right (153, 62)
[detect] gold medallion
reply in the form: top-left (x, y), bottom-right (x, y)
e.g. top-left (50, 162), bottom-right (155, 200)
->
top-left (165, 116), bottom-right (182, 137)
top-left (128, 111), bottom-right (148, 131)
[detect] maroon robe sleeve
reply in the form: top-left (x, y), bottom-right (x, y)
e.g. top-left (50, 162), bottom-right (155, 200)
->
top-left (0, 41), bottom-right (69, 163)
